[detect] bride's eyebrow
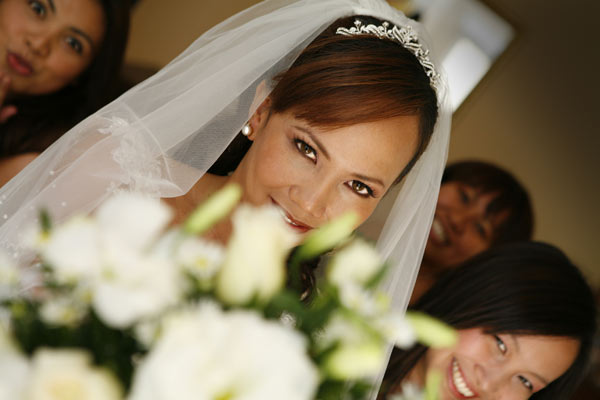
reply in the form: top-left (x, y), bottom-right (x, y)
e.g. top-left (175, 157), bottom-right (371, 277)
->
top-left (292, 125), bottom-right (330, 160)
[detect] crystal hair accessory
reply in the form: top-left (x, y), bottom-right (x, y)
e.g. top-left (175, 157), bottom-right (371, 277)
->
top-left (336, 19), bottom-right (440, 88)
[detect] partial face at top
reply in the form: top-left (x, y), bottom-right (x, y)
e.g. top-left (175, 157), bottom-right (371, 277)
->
top-left (420, 328), bottom-right (579, 400)
top-left (0, 0), bottom-right (106, 96)
top-left (424, 182), bottom-right (508, 270)
top-left (230, 100), bottom-right (420, 233)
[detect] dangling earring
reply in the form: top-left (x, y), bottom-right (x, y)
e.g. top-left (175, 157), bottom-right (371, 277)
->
top-left (241, 123), bottom-right (253, 137)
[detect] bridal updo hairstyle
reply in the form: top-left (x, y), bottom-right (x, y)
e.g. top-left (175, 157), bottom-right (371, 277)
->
top-left (210, 15), bottom-right (439, 183)
top-left (382, 242), bottom-right (597, 399)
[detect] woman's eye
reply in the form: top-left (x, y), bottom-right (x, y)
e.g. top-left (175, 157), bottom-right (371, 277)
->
top-left (294, 139), bottom-right (316, 162)
top-left (65, 36), bottom-right (83, 54)
top-left (29, 0), bottom-right (46, 17)
top-left (475, 222), bottom-right (487, 239)
top-left (459, 188), bottom-right (469, 204)
top-left (518, 375), bottom-right (534, 391)
top-left (347, 180), bottom-right (373, 197)
top-left (494, 335), bottom-right (507, 354)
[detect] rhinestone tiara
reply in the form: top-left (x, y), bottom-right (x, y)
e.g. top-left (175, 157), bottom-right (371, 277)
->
top-left (336, 19), bottom-right (440, 89)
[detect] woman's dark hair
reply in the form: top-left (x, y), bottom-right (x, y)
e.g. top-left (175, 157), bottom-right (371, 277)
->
top-left (442, 160), bottom-right (534, 244)
top-left (381, 242), bottom-right (597, 399)
top-left (0, 0), bottom-right (132, 157)
top-left (210, 15), bottom-right (439, 184)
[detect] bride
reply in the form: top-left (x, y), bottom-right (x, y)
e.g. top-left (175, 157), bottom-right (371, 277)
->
top-left (0, 0), bottom-right (450, 390)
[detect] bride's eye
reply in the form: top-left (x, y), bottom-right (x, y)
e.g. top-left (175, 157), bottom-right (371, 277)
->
top-left (346, 180), bottom-right (373, 197)
top-left (494, 335), bottom-right (507, 354)
top-left (294, 139), bottom-right (317, 163)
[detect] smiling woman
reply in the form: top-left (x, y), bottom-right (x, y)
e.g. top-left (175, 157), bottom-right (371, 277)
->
top-left (0, 0), bottom-right (131, 185)
top-left (411, 160), bottom-right (534, 304)
top-left (381, 242), bottom-right (597, 400)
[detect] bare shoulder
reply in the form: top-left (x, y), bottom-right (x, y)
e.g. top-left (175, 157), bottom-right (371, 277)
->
top-left (163, 173), bottom-right (229, 225)
top-left (0, 152), bottom-right (39, 187)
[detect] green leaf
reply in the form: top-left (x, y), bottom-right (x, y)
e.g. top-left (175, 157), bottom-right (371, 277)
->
top-left (183, 183), bottom-right (242, 235)
top-left (425, 370), bottom-right (442, 400)
top-left (405, 311), bottom-right (457, 348)
top-left (39, 209), bottom-right (52, 234)
top-left (293, 212), bottom-right (358, 262)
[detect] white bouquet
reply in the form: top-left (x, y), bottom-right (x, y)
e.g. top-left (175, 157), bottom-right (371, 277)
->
top-left (0, 184), bottom-right (455, 400)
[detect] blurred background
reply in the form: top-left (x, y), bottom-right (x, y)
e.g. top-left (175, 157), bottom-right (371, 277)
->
top-left (123, 0), bottom-right (600, 289)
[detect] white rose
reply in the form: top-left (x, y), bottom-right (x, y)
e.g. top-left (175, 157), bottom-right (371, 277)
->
top-left (129, 302), bottom-right (318, 400)
top-left (216, 205), bottom-right (298, 305)
top-left (27, 348), bottom-right (122, 400)
top-left (327, 238), bottom-right (383, 288)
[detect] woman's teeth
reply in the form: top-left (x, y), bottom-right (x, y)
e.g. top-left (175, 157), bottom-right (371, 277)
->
top-left (277, 207), bottom-right (300, 227)
top-left (452, 359), bottom-right (475, 398)
top-left (432, 218), bottom-right (447, 242)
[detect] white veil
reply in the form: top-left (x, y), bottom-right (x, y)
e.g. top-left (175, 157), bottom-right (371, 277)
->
top-left (0, 0), bottom-right (450, 393)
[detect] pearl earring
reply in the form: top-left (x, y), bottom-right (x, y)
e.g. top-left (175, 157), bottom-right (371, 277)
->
top-left (241, 123), bottom-right (252, 136)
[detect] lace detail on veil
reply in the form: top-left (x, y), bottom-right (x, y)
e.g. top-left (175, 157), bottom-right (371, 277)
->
top-left (99, 117), bottom-right (164, 198)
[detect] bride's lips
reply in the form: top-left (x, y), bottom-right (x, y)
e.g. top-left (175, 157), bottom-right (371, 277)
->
top-left (271, 199), bottom-right (313, 233)
top-left (7, 52), bottom-right (34, 76)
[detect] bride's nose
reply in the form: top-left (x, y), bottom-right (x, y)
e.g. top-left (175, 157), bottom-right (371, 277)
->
top-left (289, 179), bottom-right (334, 220)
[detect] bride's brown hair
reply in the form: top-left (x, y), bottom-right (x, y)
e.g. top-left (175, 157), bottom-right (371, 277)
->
top-left (210, 15), bottom-right (438, 184)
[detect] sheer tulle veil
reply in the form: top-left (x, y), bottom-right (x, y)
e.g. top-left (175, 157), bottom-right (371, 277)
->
top-left (0, 0), bottom-right (450, 393)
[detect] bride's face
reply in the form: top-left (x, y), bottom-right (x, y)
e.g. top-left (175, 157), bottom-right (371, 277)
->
top-left (230, 105), bottom-right (419, 233)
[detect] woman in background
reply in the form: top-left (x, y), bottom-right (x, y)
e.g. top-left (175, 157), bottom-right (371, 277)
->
top-left (410, 160), bottom-right (533, 303)
top-left (0, 0), bottom-right (132, 185)
top-left (382, 241), bottom-right (596, 399)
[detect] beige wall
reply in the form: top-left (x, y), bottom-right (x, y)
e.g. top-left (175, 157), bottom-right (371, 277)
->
top-left (125, 0), bottom-right (600, 287)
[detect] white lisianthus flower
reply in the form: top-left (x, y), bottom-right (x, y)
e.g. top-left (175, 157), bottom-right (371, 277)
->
top-left (40, 216), bottom-right (101, 284)
top-left (95, 193), bottom-right (172, 253)
top-left (373, 311), bottom-right (416, 349)
top-left (129, 302), bottom-right (318, 400)
top-left (48, 194), bottom-right (180, 329)
top-left (317, 312), bottom-right (386, 380)
top-left (26, 348), bottom-right (122, 400)
top-left (327, 238), bottom-right (383, 288)
top-left (216, 205), bottom-right (298, 305)
top-left (39, 290), bottom-right (90, 327)
top-left (92, 245), bottom-right (181, 328)
top-left (317, 311), bottom-right (387, 380)
top-left (175, 236), bottom-right (224, 287)
top-left (337, 283), bottom-right (389, 317)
